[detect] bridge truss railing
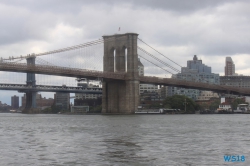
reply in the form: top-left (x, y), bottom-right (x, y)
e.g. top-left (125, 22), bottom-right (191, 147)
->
top-left (0, 83), bottom-right (102, 93)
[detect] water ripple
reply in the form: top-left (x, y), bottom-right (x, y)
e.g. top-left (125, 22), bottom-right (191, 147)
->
top-left (0, 114), bottom-right (249, 165)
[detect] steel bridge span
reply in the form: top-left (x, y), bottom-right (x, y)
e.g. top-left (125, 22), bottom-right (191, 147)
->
top-left (0, 62), bottom-right (249, 96)
top-left (1, 33), bottom-right (249, 114)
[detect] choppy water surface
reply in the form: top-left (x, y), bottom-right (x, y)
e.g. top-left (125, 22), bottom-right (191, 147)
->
top-left (0, 114), bottom-right (249, 166)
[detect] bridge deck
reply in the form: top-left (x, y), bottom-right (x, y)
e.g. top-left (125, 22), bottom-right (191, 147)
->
top-left (1, 62), bottom-right (250, 95)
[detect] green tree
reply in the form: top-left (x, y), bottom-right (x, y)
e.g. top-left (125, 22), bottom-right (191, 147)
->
top-left (197, 103), bottom-right (209, 111)
top-left (40, 107), bottom-right (52, 114)
top-left (163, 95), bottom-right (197, 113)
top-left (232, 98), bottom-right (246, 110)
top-left (209, 99), bottom-right (220, 111)
top-left (51, 105), bottom-right (62, 114)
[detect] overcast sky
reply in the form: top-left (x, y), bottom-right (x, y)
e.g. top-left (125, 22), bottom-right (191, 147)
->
top-left (0, 0), bottom-right (250, 105)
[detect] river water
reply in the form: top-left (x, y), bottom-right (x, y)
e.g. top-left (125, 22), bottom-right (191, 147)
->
top-left (0, 113), bottom-right (249, 166)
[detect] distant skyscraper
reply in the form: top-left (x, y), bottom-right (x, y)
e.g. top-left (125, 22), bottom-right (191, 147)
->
top-left (225, 57), bottom-right (235, 76)
top-left (11, 95), bottom-right (19, 109)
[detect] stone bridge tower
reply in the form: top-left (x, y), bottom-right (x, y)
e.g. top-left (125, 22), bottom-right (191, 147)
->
top-left (102, 33), bottom-right (139, 114)
top-left (23, 55), bottom-right (37, 113)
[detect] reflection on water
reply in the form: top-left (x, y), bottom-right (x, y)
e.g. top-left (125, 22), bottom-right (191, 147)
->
top-left (0, 114), bottom-right (249, 165)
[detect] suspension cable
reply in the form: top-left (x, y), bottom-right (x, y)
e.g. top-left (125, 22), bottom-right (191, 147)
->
top-left (2, 39), bottom-right (104, 61)
top-left (3, 35), bottom-right (132, 61)
top-left (35, 39), bottom-right (104, 57)
top-left (138, 54), bottom-right (173, 74)
top-left (138, 38), bottom-right (182, 68)
top-left (138, 46), bottom-right (180, 73)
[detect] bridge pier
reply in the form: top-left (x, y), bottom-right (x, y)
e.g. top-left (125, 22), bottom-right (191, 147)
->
top-left (23, 55), bottom-right (38, 113)
top-left (102, 33), bottom-right (139, 114)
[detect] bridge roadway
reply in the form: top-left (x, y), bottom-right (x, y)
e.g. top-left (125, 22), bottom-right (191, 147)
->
top-left (140, 76), bottom-right (250, 96)
top-left (0, 83), bottom-right (102, 94)
top-left (1, 62), bottom-right (250, 95)
top-left (0, 62), bottom-right (125, 80)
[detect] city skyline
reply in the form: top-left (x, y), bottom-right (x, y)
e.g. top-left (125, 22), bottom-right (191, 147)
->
top-left (0, 55), bottom-right (242, 105)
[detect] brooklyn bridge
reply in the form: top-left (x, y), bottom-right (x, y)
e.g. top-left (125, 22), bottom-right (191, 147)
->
top-left (0, 33), bottom-right (249, 113)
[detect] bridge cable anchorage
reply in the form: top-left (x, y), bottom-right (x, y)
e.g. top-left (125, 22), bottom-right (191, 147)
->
top-left (138, 46), bottom-right (180, 73)
top-left (138, 38), bottom-right (182, 68)
top-left (138, 54), bottom-right (173, 74)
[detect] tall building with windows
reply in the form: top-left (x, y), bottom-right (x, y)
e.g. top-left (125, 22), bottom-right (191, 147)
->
top-left (75, 83), bottom-right (102, 99)
top-left (225, 57), bottom-right (235, 76)
top-left (168, 55), bottom-right (220, 101)
top-left (11, 95), bottom-right (19, 109)
top-left (160, 86), bottom-right (168, 99)
top-left (55, 92), bottom-right (70, 110)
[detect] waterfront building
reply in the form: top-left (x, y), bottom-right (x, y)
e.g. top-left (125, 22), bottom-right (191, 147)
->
top-left (225, 57), bottom-right (236, 76)
top-left (74, 80), bottom-right (102, 108)
top-left (168, 55), bottom-right (220, 101)
top-left (196, 91), bottom-right (219, 100)
top-left (75, 83), bottom-right (102, 99)
top-left (74, 97), bottom-right (102, 107)
top-left (218, 102), bottom-right (232, 111)
top-left (55, 92), bottom-right (70, 110)
top-left (140, 91), bottom-right (163, 108)
top-left (22, 94), bottom-right (54, 109)
top-left (0, 101), bottom-right (11, 112)
top-left (11, 95), bottom-right (19, 109)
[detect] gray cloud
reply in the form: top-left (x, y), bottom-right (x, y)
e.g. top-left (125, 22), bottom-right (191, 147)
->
top-left (1, 0), bottom-right (248, 13)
